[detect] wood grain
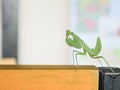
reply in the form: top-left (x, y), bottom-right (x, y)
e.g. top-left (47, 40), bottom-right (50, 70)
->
top-left (0, 65), bottom-right (98, 90)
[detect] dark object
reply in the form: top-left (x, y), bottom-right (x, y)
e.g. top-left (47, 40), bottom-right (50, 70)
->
top-left (99, 67), bottom-right (120, 90)
top-left (2, 0), bottom-right (18, 59)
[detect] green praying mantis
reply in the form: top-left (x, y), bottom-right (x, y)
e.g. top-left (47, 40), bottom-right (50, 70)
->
top-left (65, 30), bottom-right (115, 73)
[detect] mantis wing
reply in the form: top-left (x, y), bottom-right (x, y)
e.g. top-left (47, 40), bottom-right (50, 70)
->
top-left (94, 37), bottom-right (102, 56)
top-left (82, 37), bottom-right (102, 57)
top-left (82, 42), bottom-right (94, 56)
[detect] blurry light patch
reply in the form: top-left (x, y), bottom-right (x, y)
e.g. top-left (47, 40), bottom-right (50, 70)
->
top-left (113, 48), bottom-right (120, 60)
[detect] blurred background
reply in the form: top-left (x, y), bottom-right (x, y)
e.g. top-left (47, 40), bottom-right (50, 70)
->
top-left (0, 0), bottom-right (70, 65)
top-left (71, 0), bottom-right (120, 67)
top-left (0, 0), bottom-right (120, 67)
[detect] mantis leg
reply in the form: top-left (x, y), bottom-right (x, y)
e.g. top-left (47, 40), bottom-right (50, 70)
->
top-left (72, 50), bottom-right (86, 70)
top-left (75, 53), bottom-right (81, 70)
top-left (98, 58), bottom-right (103, 66)
top-left (91, 56), bottom-right (115, 73)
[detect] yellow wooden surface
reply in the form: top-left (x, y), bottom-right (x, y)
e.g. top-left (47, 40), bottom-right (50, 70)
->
top-left (0, 58), bottom-right (16, 65)
top-left (0, 65), bottom-right (98, 90)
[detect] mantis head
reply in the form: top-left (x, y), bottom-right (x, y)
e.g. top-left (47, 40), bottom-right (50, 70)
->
top-left (66, 30), bottom-right (71, 38)
top-left (65, 30), bottom-right (82, 49)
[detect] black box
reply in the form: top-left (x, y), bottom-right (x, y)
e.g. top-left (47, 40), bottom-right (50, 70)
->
top-left (99, 67), bottom-right (120, 90)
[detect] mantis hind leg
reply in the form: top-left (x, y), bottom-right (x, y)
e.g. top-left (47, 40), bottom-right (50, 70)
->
top-left (91, 56), bottom-right (115, 73)
top-left (98, 58), bottom-right (103, 66)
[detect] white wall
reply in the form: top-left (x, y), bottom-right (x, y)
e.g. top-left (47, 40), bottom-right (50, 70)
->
top-left (0, 0), bottom-right (2, 58)
top-left (18, 0), bottom-right (70, 64)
